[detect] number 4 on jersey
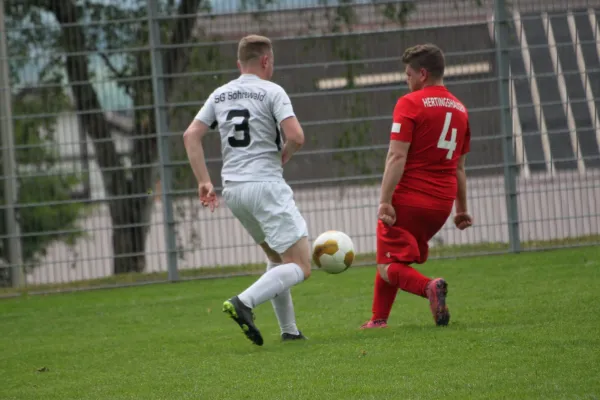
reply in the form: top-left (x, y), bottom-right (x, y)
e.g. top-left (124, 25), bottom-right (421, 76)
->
top-left (437, 111), bottom-right (458, 160)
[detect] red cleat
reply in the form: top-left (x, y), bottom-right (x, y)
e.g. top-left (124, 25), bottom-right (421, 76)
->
top-left (426, 278), bottom-right (450, 326)
top-left (359, 319), bottom-right (388, 329)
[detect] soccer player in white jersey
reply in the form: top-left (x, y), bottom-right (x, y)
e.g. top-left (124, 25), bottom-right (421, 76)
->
top-left (183, 35), bottom-right (311, 346)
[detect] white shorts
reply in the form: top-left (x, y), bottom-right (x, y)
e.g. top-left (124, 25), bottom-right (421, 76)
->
top-left (222, 181), bottom-right (308, 254)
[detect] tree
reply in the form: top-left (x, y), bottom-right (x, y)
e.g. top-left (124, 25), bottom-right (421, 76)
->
top-left (5, 0), bottom-right (218, 275)
top-left (0, 71), bottom-right (86, 287)
top-left (266, 0), bottom-right (416, 185)
top-left (327, 1), bottom-right (416, 183)
top-left (3, 0), bottom-right (421, 279)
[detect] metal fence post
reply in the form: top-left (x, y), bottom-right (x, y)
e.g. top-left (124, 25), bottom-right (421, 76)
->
top-left (0, 0), bottom-right (24, 287)
top-left (494, 0), bottom-right (521, 252)
top-left (147, 0), bottom-right (179, 281)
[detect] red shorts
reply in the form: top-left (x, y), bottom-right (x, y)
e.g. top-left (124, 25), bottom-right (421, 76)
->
top-left (376, 205), bottom-right (451, 265)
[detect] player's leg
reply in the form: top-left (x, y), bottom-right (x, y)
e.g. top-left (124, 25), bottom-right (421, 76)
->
top-left (232, 241), bottom-right (305, 315)
top-left (225, 182), bottom-right (309, 345)
top-left (220, 182), bottom-right (270, 346)
top-left (276, 235), bottom-right (311, 341)
top-left (361, 219), bottom-right (425, 329)
top-left (379, 265), bottom-right (450, 327)
top-left (360, 269), bottom-right (398, 329)
top-left (415, 210), bottom-right (452, 327)
top-left (234, 182), bottom-right (308, 310)
top-left (380, 262), bottom-right (431, 297)
top-left (377, 206), bottom-right (452, 326)
top-left (265, 182), bottom-right (311, 280)
top-left (259, 242), bottom-right (306, 341)
top-left (379, 222), bottom-right (430, 298)
top-left (399, 207), bottom-right (452, 326)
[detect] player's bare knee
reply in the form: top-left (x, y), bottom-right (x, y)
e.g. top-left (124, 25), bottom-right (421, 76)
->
top-left (260, 242), bottom-right (282, 264)
top-left (281, 236), bottom-right (311, 280)
top-left (268, 253), bottom-right (283, 264)
top-left (377, 264), bottom-right (391, 283)
top-left (299, 263), bottom-right (311, 279)
top-left (284, 255), bottom-right (311, 280)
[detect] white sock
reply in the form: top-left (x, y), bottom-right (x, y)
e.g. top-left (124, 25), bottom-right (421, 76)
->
top-left (266, 261), bottom-right (300, 335)
top-left (238, 262), bottom-right (304, 310)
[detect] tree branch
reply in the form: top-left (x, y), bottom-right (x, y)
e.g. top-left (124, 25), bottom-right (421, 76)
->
top-left (163, 0), bottom-right (204, 95)
top-left (42, 0), bottom-right (126, 197)
top-left (105, 111), bottom-right (134, 135)
top-left (123, 0), bottom-right (206, 198)
top-left (98, 52), bottom-right (133, 96)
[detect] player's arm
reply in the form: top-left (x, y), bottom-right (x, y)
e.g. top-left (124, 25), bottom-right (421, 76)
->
top-left (380, 140), bottom-right (410, 205)
top-left (271, 86), bottom-right (304, 164)
top-left (455, 120), bottom-right (471, 214)
top-left (183, 119), bottom-right (212, 184)
top-left (280, 116), bottom-right (305, 164)
top-left (380, 97), bottom-right (415, 205)
top-left (184, 95), bottom-right (216, 185)
top-left (455, 154), bottom-right (468, 214)
top-left (454, 121), bottom-right (473, 230)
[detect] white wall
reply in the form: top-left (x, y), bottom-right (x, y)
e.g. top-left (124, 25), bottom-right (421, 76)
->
top-left (26, 170), bottom-right (600, 285)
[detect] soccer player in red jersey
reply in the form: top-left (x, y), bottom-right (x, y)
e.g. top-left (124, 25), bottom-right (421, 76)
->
top-left (360, 43), bottom-right (473, 329)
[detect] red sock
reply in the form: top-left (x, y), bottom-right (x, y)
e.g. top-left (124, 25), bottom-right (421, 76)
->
top-left (371, 270), bottom-right (398, 321)
top-left (387, 262), bottom-right (430, 298)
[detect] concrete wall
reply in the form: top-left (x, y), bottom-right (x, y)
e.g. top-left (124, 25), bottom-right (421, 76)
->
top-left (27, 170), bottom-right (600, 285)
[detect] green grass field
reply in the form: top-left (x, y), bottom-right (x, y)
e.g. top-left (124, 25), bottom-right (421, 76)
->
top-left (1, 247), bottom-right (599, 400)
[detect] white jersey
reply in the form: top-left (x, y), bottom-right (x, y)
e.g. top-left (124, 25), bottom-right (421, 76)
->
top-left (195, 73), bottom-right (295, 183)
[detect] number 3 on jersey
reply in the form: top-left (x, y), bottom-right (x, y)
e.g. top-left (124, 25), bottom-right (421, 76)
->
top-left (227, 109), bottom-right (251, 147)
top-left (437, 111), bottom-right (458, 159)
top-left (226, 108), bottom-right (282, 150)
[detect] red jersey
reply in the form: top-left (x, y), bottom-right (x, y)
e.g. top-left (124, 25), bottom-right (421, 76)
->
top-left (389, 85), bottom-right (471, 210)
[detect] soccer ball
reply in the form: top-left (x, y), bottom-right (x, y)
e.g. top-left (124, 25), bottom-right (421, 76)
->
top-left (311, 230), bottom-right (355, 274)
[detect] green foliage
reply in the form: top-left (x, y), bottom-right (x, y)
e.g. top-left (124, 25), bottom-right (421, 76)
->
top-left (0, 72), bottom-right (87, 286)
top-left (16, 175), bottom-right (85, 266)
top-left (239, 0), bottom-right (278, 11)
top-left (319, 1), bottom-right (417, 182)
top-left (315, 1), bottom-right (367, 180)
top-left (5, 0), bottom-right (223, 274)
top-left (378, 1), bottom-right (417, 25)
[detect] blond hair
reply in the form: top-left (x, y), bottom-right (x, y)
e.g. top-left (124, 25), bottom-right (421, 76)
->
top-left (237, 34), bottom-right (273, 65)
top-left (402, 43), bottom-right (445, 79)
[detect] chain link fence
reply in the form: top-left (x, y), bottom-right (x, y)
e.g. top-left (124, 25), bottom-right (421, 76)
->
top-left (1, 0), bottom-right (598, 294)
